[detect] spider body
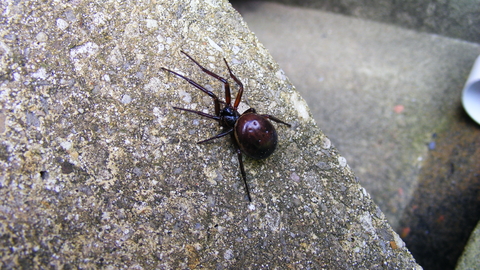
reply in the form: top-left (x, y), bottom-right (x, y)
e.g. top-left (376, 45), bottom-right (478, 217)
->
top-left (235, 110), bottom-right (278, 160)
top-left (220, 106), bottom-right (239, 129)
top-left (162, 51), bottom-right (290, 202)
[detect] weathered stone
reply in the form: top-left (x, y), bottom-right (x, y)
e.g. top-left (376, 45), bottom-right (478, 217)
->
top-left (0, 0), bottom-right (420, 268)
top-left (456, 220), bottom-right (480, 270)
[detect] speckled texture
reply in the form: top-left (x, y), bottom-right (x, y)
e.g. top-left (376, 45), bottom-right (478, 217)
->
top-left (0, 0), bottom-right (420, 268)
top-left (456, 220), bottom-right (480, 270)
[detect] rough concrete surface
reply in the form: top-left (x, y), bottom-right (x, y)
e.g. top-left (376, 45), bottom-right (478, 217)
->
top-left (0, 0), bottom-right (420, 269)
top-left (233, 0), bottom-right (480, 230)
top-left (232, 2), bottom-right (480, 269)
top-left (456, 220), bottom-right (480, 270)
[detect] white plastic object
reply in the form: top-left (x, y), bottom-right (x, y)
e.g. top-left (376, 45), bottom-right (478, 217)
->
top-left (462, 55), bottom-right (480, 125)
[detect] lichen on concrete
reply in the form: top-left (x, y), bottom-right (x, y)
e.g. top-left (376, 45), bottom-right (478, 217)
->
top-left (0, 0), bottom-right (420, 268)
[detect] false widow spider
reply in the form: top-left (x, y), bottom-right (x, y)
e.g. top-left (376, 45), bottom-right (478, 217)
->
top-left (162, 51), bottom-right (291, 202)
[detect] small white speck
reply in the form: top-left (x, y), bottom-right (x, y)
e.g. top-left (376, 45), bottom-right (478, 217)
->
top-left (290, 92), bottom-right (309, 119)
top-left (156, 34), bottom-right (164, 43)
top-left (157, 43), bottom-right (165, 52)
top-left (145, 19), bottom-right (158, 29)
top-left (103, 74), bottom-right (110, 82)
top-left (235, 102), bottom-right (249, 114)
top-left (32, 68), bottom-right (47, 80)
top-left (207, 37), bottom-right (223, 52)
top-left (60, 141), bottom-right (72, 150)
top-left (92, 13), bottom-right (106, 25)
top-left (69, 42), bottom-right (99, 62)
top-left (231, 58), bottom-right (241, 65)
top-left (321, 137), bottom-right (331, 149)
top-left (224, 249), bottom-right (234, 260)
top-left (36, 32), bottom-right (48, 42)
top-left (291, 172), bottom-right (300, 182)
top-left (338, 156), bottom-right (347, 167)
top-left (121, 94), bottom-right (132, 104)
top-left (276, 69), bottom-right (287, 81)
top-left (232, 45), bottom-right (240, 54)
top-left (0, 41), bottom-right (10, 56)
top-left (205, 0), bottom-right (218, 8)
top-left (393, 232), bottom-right (406, 249)
top-left (178, 90), bottom-right (191, 103)
top-left (56, 18), bottom-right (69, 30)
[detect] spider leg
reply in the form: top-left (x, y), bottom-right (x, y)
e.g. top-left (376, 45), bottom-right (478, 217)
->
top-left (260, 114), bottom-right (291, 128)
top-left (197, 128), bottom-right (233, 144)
top-left (180, 51), bottom-right (233, 107)
top-left (242, 108), bottom-right (256, 114)
top-left (173, 107), bottom-right (220, 121)
top-left (162, 67), bottom-right (221, 115)
top-left (223, 59), bottom-right (244, 110)
top-left (235, 145), bottom-right (252, 202)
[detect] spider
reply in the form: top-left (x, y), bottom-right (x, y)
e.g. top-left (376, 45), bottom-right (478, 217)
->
top-left (162, 51), bottom-right (291, 202)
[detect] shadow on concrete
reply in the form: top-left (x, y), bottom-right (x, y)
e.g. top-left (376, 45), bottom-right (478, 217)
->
top-left (399, 105), bottom-right (480, 270)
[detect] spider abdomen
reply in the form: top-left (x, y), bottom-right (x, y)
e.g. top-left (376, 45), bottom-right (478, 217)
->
top-left (234, 113), bottom-right (278, 160)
